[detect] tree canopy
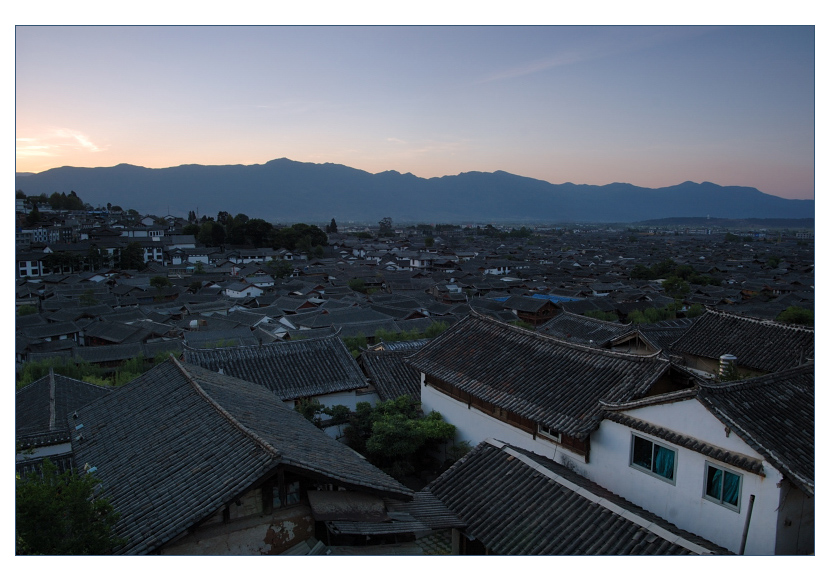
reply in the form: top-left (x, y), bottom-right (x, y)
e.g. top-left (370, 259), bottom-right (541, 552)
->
top-left (342, 396), bottom-right (456, 478)
top-left (776, 306), bottom-right (813, 327)
top-left (16, 459), bottom-right (124, 555)
top-left (272, 223), bottom-right (327, 251)
top-left (118, 242), bottom-right (146, 270)
top-left (378, 217), bottom-right (394, 237)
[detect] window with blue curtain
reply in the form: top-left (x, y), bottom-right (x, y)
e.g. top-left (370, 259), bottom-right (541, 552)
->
top-left (704, 463), bottom-right (741, 510)
top-left (630, 434), bottom-right (676, 484)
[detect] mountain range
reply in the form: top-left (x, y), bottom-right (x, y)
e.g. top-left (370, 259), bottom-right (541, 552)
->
top-left (15, 158), bottom-right (814, 224)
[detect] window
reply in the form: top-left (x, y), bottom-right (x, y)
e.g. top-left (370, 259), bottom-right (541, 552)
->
top-left (704, 463), bottom-right (742, 511)
top-left (630, 434), bottom-right (676, 483)
top-left (537, 424), bottom-right (561, 443)
top-left (273, 480), bottom-right (301, 508)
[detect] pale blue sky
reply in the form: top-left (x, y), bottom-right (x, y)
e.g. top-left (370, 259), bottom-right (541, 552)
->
top-left (16, 25), bottom-right (815, 198)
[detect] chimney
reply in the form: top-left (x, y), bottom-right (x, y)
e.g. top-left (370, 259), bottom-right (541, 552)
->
top-left (719, 354), bottom-right (738, 379)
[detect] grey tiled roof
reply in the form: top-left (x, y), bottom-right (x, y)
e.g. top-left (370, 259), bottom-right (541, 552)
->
top-left (20, 321), bottom-right (82, 340)
top-left (501, 295), bottom-right (552, 313)
top-left (538, 311), bottom-right (631, 346)
top-left (635, 317), bottom-right (696, 352)
top-left (360, 349), bottom-right (422, 401)
top-left (427, 440), bottom-right (728, 555)
top-left (334, 319), bottom-right (402, 338)
top-left (697, 364), bottom-right (814, 496)
top-left (83, 320), bottom-right (149, 344)
top-left (375, 338), bottom-right (431, 352)
top-left (407, 312), bottom-right (670, 438)
top-left (70, 360), bottom-right (410, 555)
top-left (183, 327), bottom-right (259, 348)
top-left (183, 333), bottom-right (368, 401)
top-left (16, 371), bottom-right (111, 447)
top-left (385, 490), bottom-right (465, 530)
top-left (670, 308), bottom-right (813, 372)
top-left (73, 342), bottom-right (145, 363)
top-left (292, 307), bottom-right (394, 329)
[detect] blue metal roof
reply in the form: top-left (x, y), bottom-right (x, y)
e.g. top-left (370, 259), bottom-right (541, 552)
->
top-left (531, 294), bottom-right (583, 303)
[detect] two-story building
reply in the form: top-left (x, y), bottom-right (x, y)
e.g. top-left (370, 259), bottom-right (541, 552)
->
top-left (407, 311), bottom-right (814, 555)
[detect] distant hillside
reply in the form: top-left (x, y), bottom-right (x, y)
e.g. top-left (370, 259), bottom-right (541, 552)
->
top-left (14, 158), bottom-right (814, 223)
top-left (634, 217), bottom-right (815, 229)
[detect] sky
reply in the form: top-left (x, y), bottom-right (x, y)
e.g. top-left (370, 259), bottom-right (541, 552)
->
top-left (14, 23), bottom-right (816, 199)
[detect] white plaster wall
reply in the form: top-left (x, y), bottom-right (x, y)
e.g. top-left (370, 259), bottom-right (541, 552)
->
top-left (421, 382), bottom-right (588, 473)
top-left (316, 389), bottom-right (378, 412)
top-left (589, 403), bottom-right (783, 555)
top-left (623, 399), bottom-right (762, 458)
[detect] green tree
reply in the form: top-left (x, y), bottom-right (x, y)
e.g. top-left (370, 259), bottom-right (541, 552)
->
top-left (630, 264), bottom-right (655, 280)
top-left (210, 222), bottom-right (226, 246)
top-left (295, 234), bottom-right (313, 255)
top-left (343, 396), bottom-right (456, 479)
top-left (268, 259), bottom-right (293, 279)
top-left (86, 245), bottom-right (108, 271)
top-left (584, 309), bottom-right (618, 322)
top-left (296, 399), bottom-right (326, 428)
top-left (196, 220), bottom-right (215, 246)
top-left (776, 306), bottom-right (814, 327)
top-left (424, 321), bottom-right (448, 338)
top-left (118, 242), bottom-right (145, 270)
top-left (686, 304), bottom-right (705, 318)
top-left (424, 236), bottom-right (434, 248)
top-left (16, 458), bottom-right (124, 555)
top-left (245, 219), bottom-right (274, 247)
top-left (348, 278), bottom-right (366, 294)
top-left (16, 305), bottom-right (37, 316)
top-left (25, 204), bottom-right (42, 226)
top-left (343, 334), bottom-right (368, 358)
top-left (326, 218), bottom-right (338, 234)
top-left (150, 275), bottom-right (172, 291)
top-left (378, 217), bottom-right (394, 237)
top-left (662, 276), bottom-right (690, 299)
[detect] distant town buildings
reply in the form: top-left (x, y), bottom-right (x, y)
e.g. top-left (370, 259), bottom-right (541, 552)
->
top-left (15, 200), bottom-right (814, 555)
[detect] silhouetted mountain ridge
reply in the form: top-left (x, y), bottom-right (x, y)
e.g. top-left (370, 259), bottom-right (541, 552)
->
top-left (15, 158), bottom-right (813, 223)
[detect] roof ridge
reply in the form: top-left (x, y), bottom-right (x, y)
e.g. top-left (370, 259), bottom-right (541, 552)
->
top-left (48, 368), bottom-right (56, 432)
top-left (599, 387), bottom-right (699, 410)
top-left (555, 310), bottom-right (632, 329)
top-left (697, 361), bottom-right (814, 391)
top-left (468, 309), bottom-right (667, 363)
top-left (704, 306), bottom-right (815, 333)
top-left (183, 331), bottom-right (339, 353)
top-left (170, 358), bottom-right (282, 459)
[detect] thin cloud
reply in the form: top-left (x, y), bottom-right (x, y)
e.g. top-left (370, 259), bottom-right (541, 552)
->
top-left (478, 27), bottom-right (712, 84)
top-left (386, 136), bottom-right (469, 157)
top-left (54, 129), bottom-right (103, 152)
top-left (16, 129), bottom-right (105, 159)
